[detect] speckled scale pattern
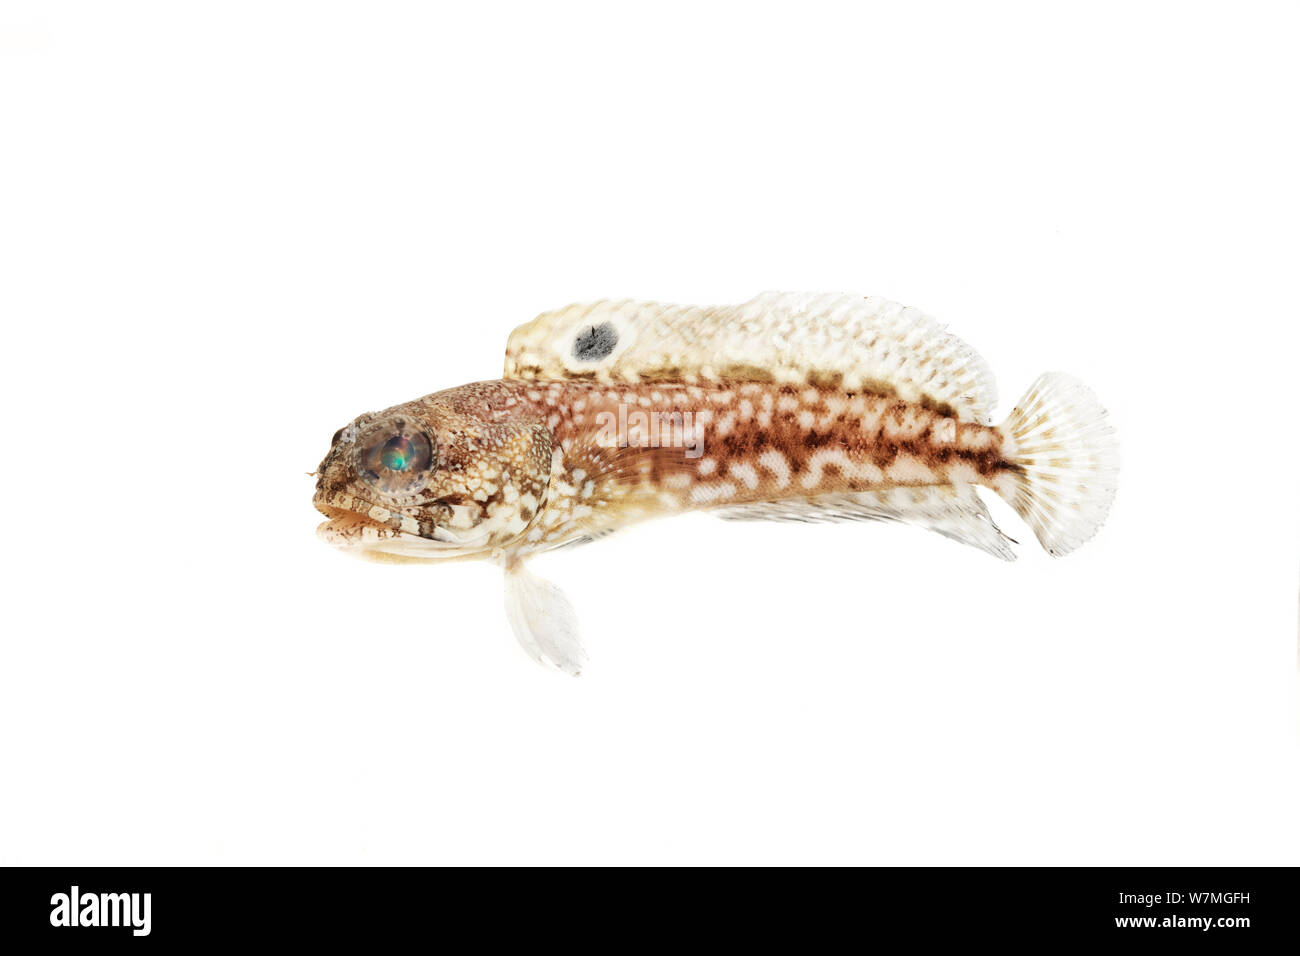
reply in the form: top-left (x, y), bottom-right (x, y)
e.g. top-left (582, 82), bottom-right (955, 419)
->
top-left (486, 378), bottom-right (1013, 558)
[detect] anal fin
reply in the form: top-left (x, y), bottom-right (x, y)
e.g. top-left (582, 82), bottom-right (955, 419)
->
top-left (717, 485), bottom-right (1017, 560)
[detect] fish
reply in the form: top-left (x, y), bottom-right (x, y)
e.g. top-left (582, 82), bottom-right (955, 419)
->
top-left (313, 292), bottom-right (1118, 675)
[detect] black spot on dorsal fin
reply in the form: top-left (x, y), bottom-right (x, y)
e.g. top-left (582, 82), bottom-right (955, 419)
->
top-left (572, 321), bottom-right (618, 361)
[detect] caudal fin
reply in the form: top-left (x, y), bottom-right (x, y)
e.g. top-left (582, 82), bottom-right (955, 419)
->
top-left (996, 373), bottom-right (1118, 557)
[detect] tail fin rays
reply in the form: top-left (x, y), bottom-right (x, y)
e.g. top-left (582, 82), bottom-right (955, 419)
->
top-left (995, 373), bottom-right (1118, 557)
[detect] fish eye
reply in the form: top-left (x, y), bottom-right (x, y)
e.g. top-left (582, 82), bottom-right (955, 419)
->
top-left (355, 418), bottom-right (435, 495)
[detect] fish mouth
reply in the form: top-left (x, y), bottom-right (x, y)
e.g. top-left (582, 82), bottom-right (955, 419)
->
top-left (314, 494), bottom-right (489, 559)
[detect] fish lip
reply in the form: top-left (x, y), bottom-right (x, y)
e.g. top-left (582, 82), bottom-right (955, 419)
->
top-left (313, 492), bottom-right (483, 555)
top-left (315, 504), bottom-right (395, 535)
top-left (313, 489), bottom-right (425, 540)
top-left (314, 508), bottom-right (406, 551)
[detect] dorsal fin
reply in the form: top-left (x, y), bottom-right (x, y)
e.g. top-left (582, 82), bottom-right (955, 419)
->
top-left (503, 292), bottom-right (998, 422)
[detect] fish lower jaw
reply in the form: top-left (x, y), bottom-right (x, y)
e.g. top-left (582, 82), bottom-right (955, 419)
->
top-left (315, 509), bottom-right (403, 547)
top-left (314, 504), bottom-right (492, 559)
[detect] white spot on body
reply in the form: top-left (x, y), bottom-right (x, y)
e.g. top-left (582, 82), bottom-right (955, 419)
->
top-left (690, 482), bottom-right (737, 504)
top-left (800, 450), bottom-right (885, 489)
top-left (758, 450), bottom-right (791, 489)
top-left (945, 462), bottom-right (980, 486)
top-left (729, 462), bottom-right (759, 490)
top-left (884, 455), bottom-right (934, 484)
top-left (959, 427), bottom-right (996, 451)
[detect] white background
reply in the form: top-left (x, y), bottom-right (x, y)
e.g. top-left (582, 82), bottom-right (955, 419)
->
top-left (2, 2), bottom-right (1297, 865)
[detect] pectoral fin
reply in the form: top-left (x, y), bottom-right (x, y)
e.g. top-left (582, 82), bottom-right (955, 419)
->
top-left (503, 563), bottom-right (587, 676)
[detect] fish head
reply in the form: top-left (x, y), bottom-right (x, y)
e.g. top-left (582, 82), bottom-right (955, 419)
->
top-left (313, 387), bottom-right (552, 560)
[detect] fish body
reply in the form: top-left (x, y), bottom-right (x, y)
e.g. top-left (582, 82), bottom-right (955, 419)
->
top-left (314, 293), bottom-right (1118, 673)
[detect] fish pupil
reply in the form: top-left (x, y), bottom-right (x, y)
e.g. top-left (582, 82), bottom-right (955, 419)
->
top-left (380, 435), bottom-right (414, 471)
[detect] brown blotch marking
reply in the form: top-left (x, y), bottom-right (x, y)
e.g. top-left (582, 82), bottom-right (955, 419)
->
top-left (720, 363), bottom-right (776, 383)
top-left (919, 394), bottom-right (959, 418)
top-left (859, 378), bottom-right (899, 399)
top-left (806, 369), bottom-right (844, 389)
top-left (637, 365), bottom-right (685, 382)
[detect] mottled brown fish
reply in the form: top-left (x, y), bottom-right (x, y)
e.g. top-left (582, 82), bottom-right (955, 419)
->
top-left (314, 292), bottom-right (1118, 674)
